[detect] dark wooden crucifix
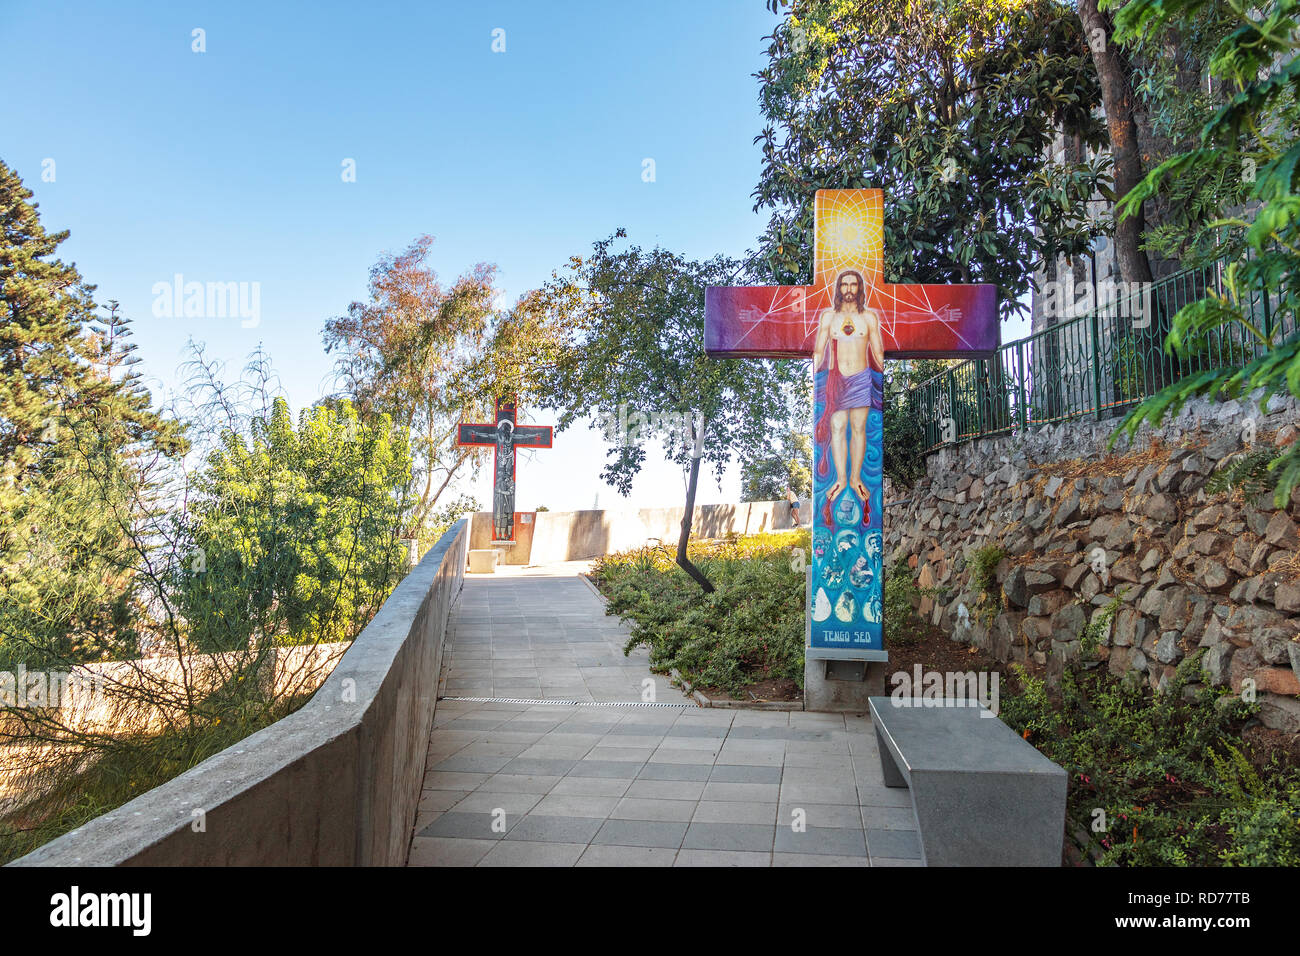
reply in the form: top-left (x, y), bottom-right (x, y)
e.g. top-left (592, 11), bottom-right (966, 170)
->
top-left (456, 397), bottom-right (553, 542)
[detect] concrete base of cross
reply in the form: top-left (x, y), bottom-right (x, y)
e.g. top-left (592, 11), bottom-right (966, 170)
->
top-left (803, 653), bottom-right (889, 713)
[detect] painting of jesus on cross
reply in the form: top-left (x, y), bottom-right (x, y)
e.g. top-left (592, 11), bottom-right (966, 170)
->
top-left (815, 268), bottom-right (884, 514)
top-left (705, 189), bottom-right (999, 659)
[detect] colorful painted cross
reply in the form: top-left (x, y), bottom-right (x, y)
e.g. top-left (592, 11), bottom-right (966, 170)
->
top-left (456, 397), bottom-right (553, 542)
top-left (705, 189), bottom-right (999, 658)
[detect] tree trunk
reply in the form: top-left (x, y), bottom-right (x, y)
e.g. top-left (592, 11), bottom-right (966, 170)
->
top-left (676, 415), bottom-right (714, 594)
top-left (1078, 0), bottom-right (1153, 286)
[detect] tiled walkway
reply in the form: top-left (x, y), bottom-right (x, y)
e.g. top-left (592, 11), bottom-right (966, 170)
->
top-left (434, 562), bottom-right (687, 703)
top-left (410, 564), bottom-right (921, 867)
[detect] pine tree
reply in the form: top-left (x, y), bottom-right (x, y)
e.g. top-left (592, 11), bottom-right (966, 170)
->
top-left (0, 159), bottom-right (187, 665)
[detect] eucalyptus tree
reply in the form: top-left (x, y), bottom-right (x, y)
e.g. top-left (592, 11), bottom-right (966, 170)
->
top-left (322, 236), bottom-right (499, 538)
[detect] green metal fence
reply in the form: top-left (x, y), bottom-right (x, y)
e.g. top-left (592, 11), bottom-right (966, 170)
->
top-left (904, 255), bottom-right (1292, 453)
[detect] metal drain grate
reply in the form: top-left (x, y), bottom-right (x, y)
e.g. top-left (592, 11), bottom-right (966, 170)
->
top-left (438, 695), bottom-right (688, 708)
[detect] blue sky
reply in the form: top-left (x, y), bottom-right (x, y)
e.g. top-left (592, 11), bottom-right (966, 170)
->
top-left (2, 1), bottom-right (1028, 513)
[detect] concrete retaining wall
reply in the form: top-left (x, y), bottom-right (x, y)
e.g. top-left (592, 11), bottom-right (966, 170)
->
top-left (471, 498), bottom-right (810, 565)
top-left (9, 519), bottom-right (469, 867)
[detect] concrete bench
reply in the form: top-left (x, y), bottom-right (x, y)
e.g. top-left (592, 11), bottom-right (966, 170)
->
top-left (868, 696), bottom-right (1066, 866)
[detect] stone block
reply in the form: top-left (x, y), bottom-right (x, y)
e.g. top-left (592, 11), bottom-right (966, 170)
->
top-left (468, 549), bottom-right (499, 573)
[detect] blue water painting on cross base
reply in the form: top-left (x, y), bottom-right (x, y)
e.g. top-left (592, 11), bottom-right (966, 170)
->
top-left (810, 367), bottom-right (884, 652)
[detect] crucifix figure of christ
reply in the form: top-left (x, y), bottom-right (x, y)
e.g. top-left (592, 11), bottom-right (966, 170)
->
top-left (456, 397), bottom-right (553, 542)
top-left (705, 189), bottom-right (999, 661)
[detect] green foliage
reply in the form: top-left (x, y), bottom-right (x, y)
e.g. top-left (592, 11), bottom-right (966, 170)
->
top-left (1080, 593), bottom-right (1124, 656)
top-left (592, 532), bottom-right (808, 696)
top-left (537, 234), bottom-right (805, 497)
top-left (968, 545), bottom-right (1007, 628)
top-left (740, 430), bottom-right (812, 501)
top-left (0, 160), bottom-right (187, 668)
top-left (883, 359), bottom-right (954, 489)
top-left (424, 493), bottom-right (480, 547)
top-left (882, 395), bottom-right (928, 491)
top-left (882, 558), bottom-right (932, 647)
top-left (0, 690), bottom-right (312, 865)
top-left (173, 397), bottom-right (413, 651)
top-left (321, 236), bottom-right (516, 536)
top-left (754, 0), bottom-right (1107, 312)
top-left (968, 546), bottom-right (1005, 595)
top-left (1108, 0), bottom-right (1300, 507)
top-left (1118, 1), bottom-right (1247, 262)
top-left (1205, 445), bottom-right (1278, 498)
top-left (1000, 660), bottom-right (1300, 865)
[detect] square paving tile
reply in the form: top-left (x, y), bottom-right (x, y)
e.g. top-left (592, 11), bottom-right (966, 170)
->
top-left (499, 757), bottom-right (577, 776)
top-left (682, 823), bottom-right (776, 852)
top-left (610, 797), bottom-right (698, 822)
top-left (423, 771), bottom-right (492, 791)
top-left (701, 781), bottom-right (781, 803)
top-left (647, 749), bottom-right (717, 766)
top-left (592, 819), bottom-right (689, 849)
top-left (771, 852), bottom-right (869, 867)
top-left (674, 849), bottom-right (771, 867)
top-left (481, 773), bottom-right (563, 793)
top-left (862, 806), bottom-right (918, 830)
top-left (477, 841), bottom-right (586, 867)
top-left (781, 803), bottom-right (863, 829)
top-left (417, 811), bottom-right (512, 841)
top-left (418, 789), bottom-right (470, 812)
top-left (576, 845), bottom-right (677, 867)
top-left (780, 783), bottom-right (860, 805)
top-left (530, 793), bottom-right (620, 818)
top-left (549, 776), bottom-right (633, 797)
top-left (691, 801), bottom-right (778, 826)
top-left (567, 759), bottom-right (645, 779)
top-left (504, 814), bottom-right (605, 844)
top-left (866, 827), bottom-right (922, 860)
top-left (709, 764), bottom-right (782, 784)
top-left (859, 785), bottom-right (914, 808)
top-left (774, 825), bottom-right (867, 857)
top-left (430, 755), bottom-right (512, 774)
top-left (449, 791), bottom-right (543, 816)
top-left (625, 779), bottom-right (707, 801)
top-left (408, 836), bottom-right (494, 867)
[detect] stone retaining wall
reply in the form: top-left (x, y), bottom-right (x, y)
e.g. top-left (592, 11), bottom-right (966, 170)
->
top-left (885, 391), bottom-right (1300, 734)
top-left (9, 519), bottom-right (469, 866)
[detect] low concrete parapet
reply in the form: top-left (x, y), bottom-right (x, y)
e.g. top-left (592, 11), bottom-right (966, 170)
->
top-left (9, 520), bottom-right (470, 867)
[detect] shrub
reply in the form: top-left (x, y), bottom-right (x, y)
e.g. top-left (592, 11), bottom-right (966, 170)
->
top-left (999, 658), bottom-right (1300, 866)
top-left (882, 558), bottom-right (931, 646)
top-left (967, 545), bottom-right (1007, 628)
top-left (593, 531), bottom-right (807, 696)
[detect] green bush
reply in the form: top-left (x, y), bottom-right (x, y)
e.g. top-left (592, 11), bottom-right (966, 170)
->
top-left (593, 532), bottom-right (807, 696)
top-left (967, 545), bottom-right (1007, 628)
top-left (999, 657), bottom-right (1300, 866)
top-left (172, 397), bottom-right (413, 650)
top-left (882, 558), bottom-right (930, 646)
